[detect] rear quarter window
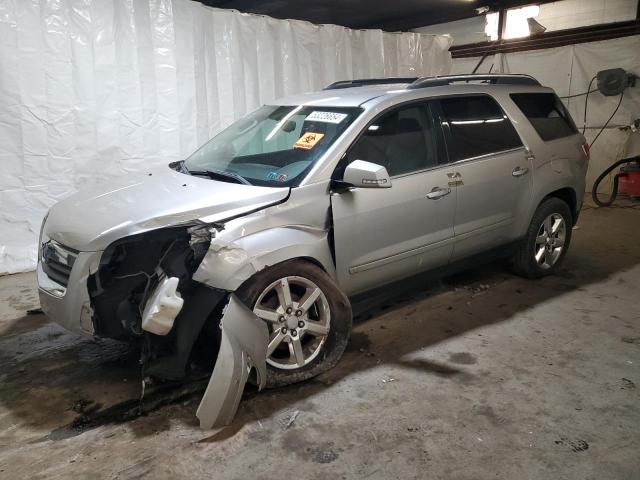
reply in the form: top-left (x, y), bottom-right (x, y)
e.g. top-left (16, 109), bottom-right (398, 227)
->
top-left (510, 93), bottom-right (578, 142)
top-left (439, 95), bottom-right (523, 162)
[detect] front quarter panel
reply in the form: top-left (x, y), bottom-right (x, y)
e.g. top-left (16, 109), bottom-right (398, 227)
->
top-left (193, 182), bottom-right (335, 291)
top-left (193, 225), bottom-right (335, 290)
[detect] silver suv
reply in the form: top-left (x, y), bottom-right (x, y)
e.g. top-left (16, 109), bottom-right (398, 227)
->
top-left (37, 74), bottom-right (589, 428)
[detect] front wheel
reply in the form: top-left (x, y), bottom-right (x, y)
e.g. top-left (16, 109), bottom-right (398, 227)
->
top-left (236, 259), bottom-right (352, 388)
top-left (512, 197), bottom-right (573, 278)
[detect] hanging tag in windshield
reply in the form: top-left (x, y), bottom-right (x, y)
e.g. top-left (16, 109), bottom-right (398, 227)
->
top-left (306, 111), bottom-right (348, 124)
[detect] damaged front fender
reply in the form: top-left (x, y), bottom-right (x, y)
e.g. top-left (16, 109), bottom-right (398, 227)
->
top-left (196, 294), bottom-right (268, 429)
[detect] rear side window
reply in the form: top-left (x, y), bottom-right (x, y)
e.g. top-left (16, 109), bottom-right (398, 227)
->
top-left (439, 96), bottom-right (523, 162)
top-left (510, 93), bottom-right (578, 142)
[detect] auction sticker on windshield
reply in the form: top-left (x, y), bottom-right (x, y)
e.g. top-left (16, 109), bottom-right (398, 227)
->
top-left (294, 132), bottom-right (325, 150)
top-left (306, 111), bottom-right (348, 124)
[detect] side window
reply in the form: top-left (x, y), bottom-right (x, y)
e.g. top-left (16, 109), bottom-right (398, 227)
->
top-left (346, 103), bottom-right (439, 177)
top-left (510, 93), bottom-right (578, 141)
top-left (439, 95), bottom-right (523, 162)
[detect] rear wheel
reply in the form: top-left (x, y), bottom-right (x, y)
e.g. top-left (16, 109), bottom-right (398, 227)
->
top-left (513, 197), bottom-right (573, 278)
top-left (236, 259), bottom-right (352, 387)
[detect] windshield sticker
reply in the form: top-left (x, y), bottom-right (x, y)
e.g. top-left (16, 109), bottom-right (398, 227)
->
top-left (294, 132), bottom-right (325, 150)
top-left (267, 171), bottom-right (288, 182)
top-left (305, 111), bottom-right (348, 124)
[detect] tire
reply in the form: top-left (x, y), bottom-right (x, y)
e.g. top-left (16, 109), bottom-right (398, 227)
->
top-left (512, 197), bottom-right (573, 278)
top-left (236, 259), bottom-right (352, 388)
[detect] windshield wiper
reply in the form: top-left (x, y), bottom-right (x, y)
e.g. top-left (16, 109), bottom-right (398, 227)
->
top-left (186, 168), bottom-right (251, 185)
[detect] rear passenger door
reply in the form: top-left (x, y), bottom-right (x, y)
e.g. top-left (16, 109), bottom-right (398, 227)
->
top-left (434, 95), bottom-right (532, 260)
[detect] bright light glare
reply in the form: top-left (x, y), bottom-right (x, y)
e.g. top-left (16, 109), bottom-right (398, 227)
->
top-left (485, 12), bottom-right (500, 41)
top-left (265, 105), bottom-right (302, 141)
top-left (485, 5), bottom-right (540, 41)
top-left (505, 5), bottom-right (539, 39)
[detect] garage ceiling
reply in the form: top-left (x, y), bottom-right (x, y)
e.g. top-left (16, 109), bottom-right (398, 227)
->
top-left (197, 0), bottom-right (552, 31)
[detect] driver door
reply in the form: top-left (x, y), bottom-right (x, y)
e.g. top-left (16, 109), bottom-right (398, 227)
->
top-left (330, 101), bottom-right (456, 296)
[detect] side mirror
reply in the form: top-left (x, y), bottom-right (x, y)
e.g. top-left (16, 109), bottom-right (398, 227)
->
top-left (342, 160), bottom-right (392, 188)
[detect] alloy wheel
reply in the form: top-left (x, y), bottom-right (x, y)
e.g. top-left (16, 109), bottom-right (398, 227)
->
top-left (534, 213), bottom-right (566, 269)
top-left (253, 276), bottom-right (331, 370)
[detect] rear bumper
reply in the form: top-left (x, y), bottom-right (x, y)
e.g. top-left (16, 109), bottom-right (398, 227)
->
top-left (37, 251), bottom-right (102, 335)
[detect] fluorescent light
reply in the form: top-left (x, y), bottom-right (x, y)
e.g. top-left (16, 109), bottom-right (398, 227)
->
top-left (504, 5), bottom-right (540, 39)
top-left (485, 5), bottom-right (540, 41)
top-left (485, 12), bottom-right (499, 41)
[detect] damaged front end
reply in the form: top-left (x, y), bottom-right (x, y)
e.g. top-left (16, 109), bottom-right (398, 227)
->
top-left (87, 224), bottom-right (268, 428)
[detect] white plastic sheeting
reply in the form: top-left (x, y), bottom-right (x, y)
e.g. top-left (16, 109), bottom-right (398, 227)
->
top-left (0, 0), bottom-right (452, 275)
top-left (451, 35), bottom-right (640, 192)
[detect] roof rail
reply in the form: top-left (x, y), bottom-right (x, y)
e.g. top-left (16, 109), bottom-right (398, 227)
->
top-left (324, 77), bottom-right (418, 90)
top-left (408, 74), bottom-right (540, 89)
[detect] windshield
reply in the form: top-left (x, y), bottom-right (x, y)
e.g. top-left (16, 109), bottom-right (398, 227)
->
top-left (184, 105), bottom-right (362, 187)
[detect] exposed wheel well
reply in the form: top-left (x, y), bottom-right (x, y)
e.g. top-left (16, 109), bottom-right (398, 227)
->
top-left (233, 256), bottom-right (329, 298)
top-left (191, 256), bottom-right (333, 371)
top-left (298, 256), bottom-right (328, 273)
top-left (542, 188), bottom-right (577, 223)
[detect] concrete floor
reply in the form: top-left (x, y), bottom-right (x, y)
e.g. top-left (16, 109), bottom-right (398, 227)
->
top-left (1, 206), bottom-right (639, 479)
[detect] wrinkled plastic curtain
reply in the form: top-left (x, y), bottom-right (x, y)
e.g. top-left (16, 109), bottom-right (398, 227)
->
top-left (0, 0), bottom-right (452, 275)
top-left (451, 35), bottom-right (640, 191)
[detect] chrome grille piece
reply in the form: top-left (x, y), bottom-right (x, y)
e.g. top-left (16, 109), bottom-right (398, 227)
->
top-left (41, 241), bottom-right (78, 287)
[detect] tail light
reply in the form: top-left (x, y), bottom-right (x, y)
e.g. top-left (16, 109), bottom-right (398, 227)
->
top-left (581, 142), bottom-right (590, 161)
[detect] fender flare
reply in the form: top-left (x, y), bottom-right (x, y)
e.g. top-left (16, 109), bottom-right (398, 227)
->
top-left (529, 183), bottom-right (577, 223)
top-left (193, 226), bottom-right (336, 291)
top-left (523, 159), bottom-right (579, 232)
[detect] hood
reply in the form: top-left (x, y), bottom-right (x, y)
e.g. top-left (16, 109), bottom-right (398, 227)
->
top-left (44, 167), bottom-right (289, 251)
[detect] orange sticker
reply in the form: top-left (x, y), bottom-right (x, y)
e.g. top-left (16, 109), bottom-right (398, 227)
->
top-left (294, 132), bottom-right (325, 150)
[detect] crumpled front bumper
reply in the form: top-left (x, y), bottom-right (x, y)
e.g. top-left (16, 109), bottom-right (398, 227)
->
top-left (38, 237), bottom-right (269, 429)
top-left (37, 251), bottom-right (102, 336)
top-left (197, 294), bottom-right (268, 429)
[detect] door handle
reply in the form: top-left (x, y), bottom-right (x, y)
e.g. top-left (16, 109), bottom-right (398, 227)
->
top-left (426, 187), bottom-right (452, 200)
top-left (512, 166), bottom-right (529, 177)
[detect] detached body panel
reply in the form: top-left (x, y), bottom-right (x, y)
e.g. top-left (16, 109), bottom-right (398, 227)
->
top-left (196, 295), bottom-right (268, 429)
